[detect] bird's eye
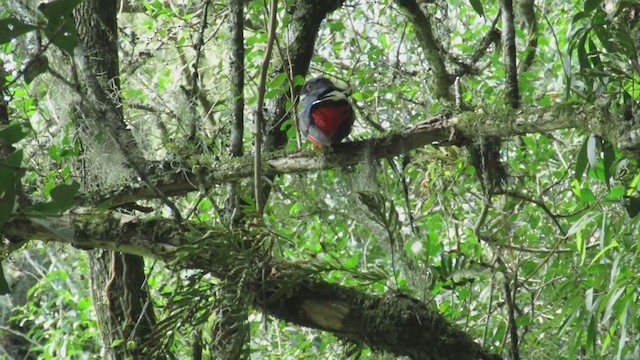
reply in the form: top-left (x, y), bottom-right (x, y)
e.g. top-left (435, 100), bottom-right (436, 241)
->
top-left (305, 84), bottom-right (312, 91)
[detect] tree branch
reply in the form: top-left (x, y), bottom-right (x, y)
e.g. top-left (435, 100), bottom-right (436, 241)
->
top-left (518, 0), bottom-right (538, 73)
top-left (76, 103), bottom-right (622, 208)
top-left (501, 0), bottom-right (519, 108)
top-left (394, 0), bottom-right (452, 99)
top-left (1, 212), bottom-right (501, 360)
top-left (255, 0), bottom-right (278, 215)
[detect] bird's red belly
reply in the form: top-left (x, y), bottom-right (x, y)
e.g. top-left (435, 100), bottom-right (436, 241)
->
top-left (311, 105), bottom-right (351, 135)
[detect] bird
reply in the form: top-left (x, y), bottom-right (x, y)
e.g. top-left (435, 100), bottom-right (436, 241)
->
top-left (299, 76), bottom-right (355, 148)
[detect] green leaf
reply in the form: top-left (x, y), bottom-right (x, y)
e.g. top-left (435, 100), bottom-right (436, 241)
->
top-left (602, 285), bottom-right (624, 324)
top-left (0, 266), bottom-right (10, 295)
top-left (584, 0), bottom-right (603, 12)
top-left (25, 201), bottom-right (62, 215)
top-left (279, 119), bottom-right (292, 131)
top-left (575, 136), bottom-right (589, 180)
top-left (264, 88), bottom-right (280, 100)
top-left (0, 185), bottom-right (15, 230)
top-left (593, 18), bottom-right (614, 51)
top-left (49, 144), bottom-right (61, 161)
top-left (0, 18), bottom-right (38, 44)
top-left (50, 181), bottom-right (80, 212)
top-left (586, 314), bottom-right (597, 354)
top-left (602, 141), bottom-right (615, 186)
top-left (580, 187), bottom-right (596, 203)
top-left (269, 72), bottom-right (288, 89)
top-left (0, 124), bottom-right (30, 145)
top-left (588, 241), bottom-right (618, 268)
top-left (616, 302), bottom-right (629, 358)
top-left (328, 20), bottom-right (345, 32)
top-left (111, 339), bottom-right (124, 347)
top-left (37, 0), bottom-right (82, 20)
top-left (622, 196), bottom-right (640, 218)
top-left (345, 253), bottom-right (359, 269)
top-left (0, 149), bottom-right (24, 191)
top-left (567, 211), bottom-right (598, 237)
top-left (293, 75), bottom-right (306, 86)
top-left (572, 11), bottom-right (591, 24)
top-left (577, 32), bottom-right (591, 72)
top-left (606, 185), bottom-right (625, 200)
top-left (576, 230), bottom-right (586, 265)
top-left (24, 55), bottom-right (49, 84)
top-left (585, 288), bottom-right (595, 312)
top-left (469, 0), bottom-right (485, 17)
top-left (38, 0), bottom-right (82, 55)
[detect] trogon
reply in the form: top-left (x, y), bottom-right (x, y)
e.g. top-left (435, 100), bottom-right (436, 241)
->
top-left (299, 76), bottom-right (355, 148)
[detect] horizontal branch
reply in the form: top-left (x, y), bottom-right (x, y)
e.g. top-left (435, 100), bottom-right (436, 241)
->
top-left (2, 211), bottom-right (500, 360)
top-left (79, 103), bottom-right (621, 208)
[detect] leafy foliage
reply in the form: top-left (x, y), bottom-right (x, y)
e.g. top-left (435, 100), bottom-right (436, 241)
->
top-left (1, 0), bottom-right (640, 358)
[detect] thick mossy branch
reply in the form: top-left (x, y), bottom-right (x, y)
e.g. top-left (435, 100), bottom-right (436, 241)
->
top-left (77, 103), bottom-right (626, 208)
top-left (2, 212), bottom-right (500, 359)
top-left (258, 272), bottom-right (501, 360)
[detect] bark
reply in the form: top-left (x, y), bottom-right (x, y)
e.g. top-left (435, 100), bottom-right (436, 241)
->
top-left (73, 1), bottom-right (157, 358)
top-left (89, 251), bottom-right (156, 359)
top-left (2, 213), bottom-right (501, 360)
top-left (499, 1), bottom-right (521, 357)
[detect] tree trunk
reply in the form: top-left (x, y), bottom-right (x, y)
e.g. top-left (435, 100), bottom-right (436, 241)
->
top-left (73, 1), bottom-right (157, 358)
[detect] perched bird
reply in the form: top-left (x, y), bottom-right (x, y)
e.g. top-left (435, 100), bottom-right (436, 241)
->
top-left (299, 76), bottom-right (355, 148)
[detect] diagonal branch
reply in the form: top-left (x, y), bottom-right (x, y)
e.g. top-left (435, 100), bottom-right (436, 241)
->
top-left (395, 0), bottom-right (452, 99)
top-left (1, 212), bottom-right (501, 360)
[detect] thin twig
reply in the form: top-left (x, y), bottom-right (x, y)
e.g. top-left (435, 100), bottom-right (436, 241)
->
top-left (453, 10), bottom-right (502, 78)
top-left (191, 0), bottom-right (211, 95)
top-left (255, 0), bottom-right (278, 215)
top-left (0, 325), bottom-right (42, 347)
top-left (500, 190), bottom-right (567, 236)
